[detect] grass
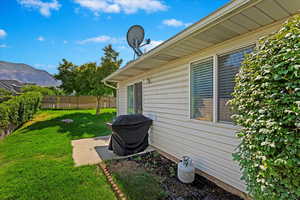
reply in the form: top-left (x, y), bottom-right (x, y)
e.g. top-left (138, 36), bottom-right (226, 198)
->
top-left (106, 159), bottom-right (167, 200)
top-left (0, 109), bottom-right (117, 200)
top-left (114, 172), bottom-right (166, 200)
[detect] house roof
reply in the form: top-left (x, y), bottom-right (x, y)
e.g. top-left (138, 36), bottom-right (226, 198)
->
top-left (103, 0), bottom-right (300, 82)
top-left (0, 80), bottom-right (26, 94)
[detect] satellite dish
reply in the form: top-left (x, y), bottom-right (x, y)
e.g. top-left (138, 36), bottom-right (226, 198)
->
top-left (127, 25), bottom-right (144, 49)
top-left (127, 25), bottom-right (151, 58)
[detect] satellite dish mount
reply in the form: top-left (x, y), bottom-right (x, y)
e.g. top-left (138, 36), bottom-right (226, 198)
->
top-left (127, 25), bottom-right (151, 59)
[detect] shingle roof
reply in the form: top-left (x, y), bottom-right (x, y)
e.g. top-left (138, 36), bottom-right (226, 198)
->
top-left (0, 80), bottom-right (26, 93)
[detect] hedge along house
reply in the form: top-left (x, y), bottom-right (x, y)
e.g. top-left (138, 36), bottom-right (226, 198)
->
top-left (103, 0), bottom-right (300, 198)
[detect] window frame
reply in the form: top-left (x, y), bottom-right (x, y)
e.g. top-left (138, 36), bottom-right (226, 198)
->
top-left (189, 56), bottom-right (214, 121)
top-left (217, 45), bottom-right (255, 123)
top-left (126, 80), bottom-right (143, 115)
top-left (188, 43), bottom-right (256, 127)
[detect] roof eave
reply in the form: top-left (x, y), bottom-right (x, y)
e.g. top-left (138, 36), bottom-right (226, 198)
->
top-left (103, 0), bottom-right (255, 82)
top-left (103, 0), bottom-right (300, 82)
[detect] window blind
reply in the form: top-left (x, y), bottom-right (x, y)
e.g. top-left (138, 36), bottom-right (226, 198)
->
top-left (190, 57), bottom-right (213, 121)
top-left (218, 46), bottom-right (254, 122)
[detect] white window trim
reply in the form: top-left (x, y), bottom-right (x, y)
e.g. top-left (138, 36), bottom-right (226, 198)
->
top-left (213, 55), bottom-right (218, 123)
top-left (189, 56), bottom-right (214, 121)
top-left (188, 42), bottom-right (256, 128)
top-left (126, 80), bottom-right (144, 115)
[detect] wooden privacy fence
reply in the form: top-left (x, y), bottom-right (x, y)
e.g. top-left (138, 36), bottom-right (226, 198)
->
top-left (41, 96), bottom-right (116, 109)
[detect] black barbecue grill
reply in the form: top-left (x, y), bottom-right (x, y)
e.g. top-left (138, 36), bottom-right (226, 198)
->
top-left (108, 114), bottom-right (152, 156)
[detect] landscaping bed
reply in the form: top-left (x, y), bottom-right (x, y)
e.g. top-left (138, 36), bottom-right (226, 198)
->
top-left (106, 151), bottom-right (243, 200)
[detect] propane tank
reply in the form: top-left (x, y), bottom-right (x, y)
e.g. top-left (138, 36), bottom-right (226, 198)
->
top-left (177, 156), bottom-right (195, 183)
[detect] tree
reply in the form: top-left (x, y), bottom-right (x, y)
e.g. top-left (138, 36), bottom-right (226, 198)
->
top-left (99, 44), bottom-right (122, 97)
top-left (21, 85), bottom-right (55, 96)
top-left (55, 45), bottom-right (122, 114)
top-left (54, 59), bottom-right (79, 95)
top-left (77, 45), bottom-right (122, 114)
top-left (229, 15), bottom-right (300, 200)
top-left (46, 86), bottom-right (65, 96)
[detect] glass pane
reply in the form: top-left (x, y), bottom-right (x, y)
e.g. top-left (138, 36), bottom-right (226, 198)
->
top-left (190, 58), bottom-right (213, 121)
top-left (218, 46), bottom-right (253, 122)
top-left (127, 85), bottom-right (134, 114)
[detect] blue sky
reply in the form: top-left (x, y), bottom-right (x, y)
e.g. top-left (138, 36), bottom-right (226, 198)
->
top-left (0, 0), bottom-right (230, 74)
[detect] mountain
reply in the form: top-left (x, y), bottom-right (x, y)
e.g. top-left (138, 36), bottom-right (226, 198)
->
top-left (0, 61), bottom-right (60, 86)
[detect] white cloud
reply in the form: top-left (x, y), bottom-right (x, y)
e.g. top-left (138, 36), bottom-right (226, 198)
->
top-left (73, 0), bottom-right (167, 15)
top-left (0, 29), bottom-right (7, 39)
top-left (143, 40), bottom-right (163, 52)
top-left (77, 35), bottom-right (119, 44)
top-left (63, 40), bottom-right (68, 44)
top-left (34, 64), bottom-right (57, 70)
top-left (162, 18), bottom-right (191, 27)
top-left (37, 36), bottom-right (45, 41)
top-left (18, 0), bottom-right (61, 17)
top-left (0, 44), bottom-right (7, 48)
top-left (33, 64), bottom-right (57, 72)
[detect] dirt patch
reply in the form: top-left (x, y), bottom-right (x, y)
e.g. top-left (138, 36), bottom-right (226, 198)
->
top-left (107, 151), bottom-right (243, 200)
top-left (109, 160), bottom-right (141, 174)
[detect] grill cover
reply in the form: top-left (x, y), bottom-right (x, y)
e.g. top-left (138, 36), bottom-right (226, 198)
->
top-left (108, 114), bottom-right (153, 156)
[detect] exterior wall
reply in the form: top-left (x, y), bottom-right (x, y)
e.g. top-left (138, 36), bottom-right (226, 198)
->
top-left (116, 21), bottom-right (283, 193)
top-left (117, 84), bottom-right (127, 115)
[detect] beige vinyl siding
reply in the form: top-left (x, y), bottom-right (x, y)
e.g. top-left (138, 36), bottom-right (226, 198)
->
top-left (117, 85), bottom-right (127, 115)
top-left (116, 22), bottom-right (283, 192)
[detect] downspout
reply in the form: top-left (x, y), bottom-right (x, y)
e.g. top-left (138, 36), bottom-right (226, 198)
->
top-left (103, 80), bottom-right (117, 90)
top-left (103, 80), bottom-right (119, 116)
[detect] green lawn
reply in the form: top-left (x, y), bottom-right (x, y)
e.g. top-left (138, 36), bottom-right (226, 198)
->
top-left (0, 109), bottom-right (117, 200)
top-left (106, 158), bottom-right (167, 200)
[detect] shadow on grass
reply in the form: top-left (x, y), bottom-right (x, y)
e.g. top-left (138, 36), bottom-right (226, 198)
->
top-left (20, 111), bottom-right (116, 140)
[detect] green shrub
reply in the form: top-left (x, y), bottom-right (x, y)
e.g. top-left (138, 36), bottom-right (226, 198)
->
top-left (21, 85), bottom-right (55, 96)
top-left (0, 95), bottom-right (13, 103)
top-left (46, 86), bottom-right (65, 96)
top-left (229, 16), bottom-right (300, 199)
top-left (0, 92), bottom-right (42, 130)
top-left (0, 105), bottom-right (9, 129)
top-left (0, 88), bottom-right (12, 96)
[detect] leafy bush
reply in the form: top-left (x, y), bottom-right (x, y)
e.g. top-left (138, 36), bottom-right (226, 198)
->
top-left (229, 16), bottom-right (300, 199)
top-left (0, 88), bottom-right (13, 103)
top-left (0, 104), bottom-right (9, 129)
top-left (0, 92), bottom-right (42, 130)
top-left (21, 85), bottom-right (55, 96)
top-left (0, 88), bottom-right (12, 96)
top-left (0, 96), bottom-right (13, 103)
top-left (46, 86), bottom-right (65, 96)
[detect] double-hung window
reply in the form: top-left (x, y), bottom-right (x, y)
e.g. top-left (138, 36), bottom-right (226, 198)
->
top-left (190, 46), bottom-right (254, 123)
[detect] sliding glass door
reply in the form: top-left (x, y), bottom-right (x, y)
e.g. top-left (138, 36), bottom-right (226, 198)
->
top-left (127, 82), bottom-right (143, 114)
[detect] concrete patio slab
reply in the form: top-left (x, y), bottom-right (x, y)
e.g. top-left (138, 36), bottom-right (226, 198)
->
top-left (71, 136), bottom-right (110, 166)
top-left (71, 135), bottom-right (154, 166)
top-left (95, 145), bottom-right (155, 161)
